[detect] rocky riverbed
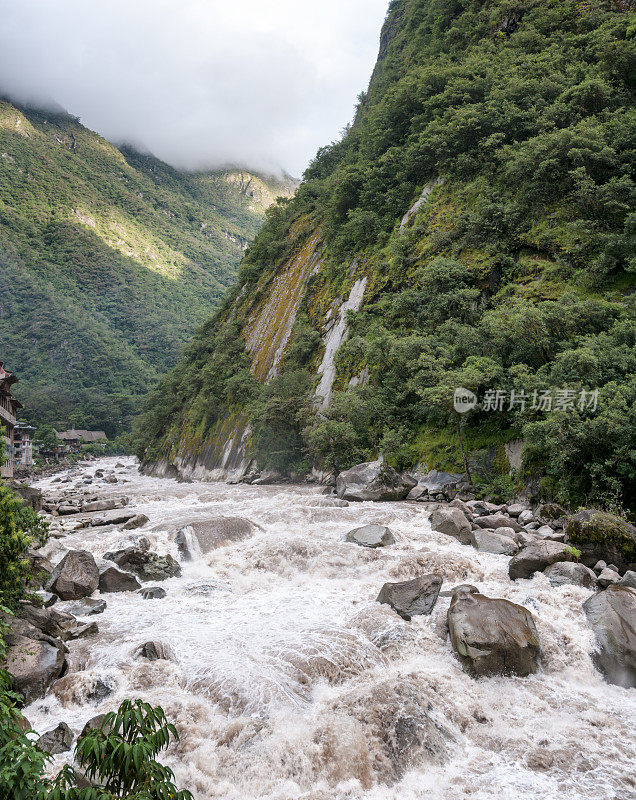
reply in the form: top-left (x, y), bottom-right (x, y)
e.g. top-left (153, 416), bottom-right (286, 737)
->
top-left (7, 457), bottom-right (636, 799)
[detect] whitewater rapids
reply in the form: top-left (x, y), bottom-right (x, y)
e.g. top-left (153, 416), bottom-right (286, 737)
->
top-left (28, 457), bottom-right (635, 799)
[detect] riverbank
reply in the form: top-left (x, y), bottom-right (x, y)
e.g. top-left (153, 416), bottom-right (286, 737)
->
top-left (10, 457), bottom-right (636, 799)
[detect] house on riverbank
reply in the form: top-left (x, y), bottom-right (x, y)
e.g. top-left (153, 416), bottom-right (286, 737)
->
top-left (0, 362), bottom-right (22, 478)
top-left (55, 428), bottom-right (107, 453)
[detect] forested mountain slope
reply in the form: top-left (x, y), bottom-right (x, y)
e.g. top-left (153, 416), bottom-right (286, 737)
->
top-left (137, 0), bottom-right (636, 512)
top-left (0, 98), bottom-right (295, 434)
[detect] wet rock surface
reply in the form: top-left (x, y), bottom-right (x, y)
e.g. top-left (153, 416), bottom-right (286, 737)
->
top-left (448, 591), bottom-right (540, 677)
top-left (336, 460), bottom-right (411, 502)
top-left (346, 523), bottom-right (396, 548)
top-left (583, 585), bottom-right (636, 689)
top-left (47, 550), bottom-right (99, 600)
top-left (377, 574), bottom-right (442, 620)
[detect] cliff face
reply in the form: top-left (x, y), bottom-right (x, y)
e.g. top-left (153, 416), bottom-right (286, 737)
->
top-left (138, 0), bottom-right (636, 511)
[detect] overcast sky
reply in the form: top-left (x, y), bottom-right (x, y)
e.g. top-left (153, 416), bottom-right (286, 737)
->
top-left (0, 0), bottom-right (389, 176)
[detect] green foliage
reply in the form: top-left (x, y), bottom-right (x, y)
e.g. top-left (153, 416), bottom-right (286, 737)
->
top-left (0, 98), bottom-right (293, 435)
top-left (138, 0), bottom-right (636, 511)
top-left (0, 691), bottom-right (192, 800)
top-left (0, 484), bottom-right (48, 609)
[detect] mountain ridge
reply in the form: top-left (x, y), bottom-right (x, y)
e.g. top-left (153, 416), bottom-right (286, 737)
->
top-left (137, 0), bottom-right (636, 511)
top-left (0, 97), bottom-right (296, 434)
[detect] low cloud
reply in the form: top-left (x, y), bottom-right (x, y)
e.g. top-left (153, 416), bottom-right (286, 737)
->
top-left (0, 0), bottom-right (388, 175)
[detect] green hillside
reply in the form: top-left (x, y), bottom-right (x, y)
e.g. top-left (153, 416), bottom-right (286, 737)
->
top-left (138, 0), bottom-right (636, 512)
top-left (0, 98), bottom-right (295, 434)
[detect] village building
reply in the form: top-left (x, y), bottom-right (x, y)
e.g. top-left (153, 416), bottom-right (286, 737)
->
top-left (14, 423), bottom-right (36, 467)
top-left (0, 362), bottom-right (22, 479)
top-left (55, 428), bottom-right (108, 452)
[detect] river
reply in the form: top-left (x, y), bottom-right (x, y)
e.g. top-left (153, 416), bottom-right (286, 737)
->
top-left (27, 457), bottom-right (635, 799)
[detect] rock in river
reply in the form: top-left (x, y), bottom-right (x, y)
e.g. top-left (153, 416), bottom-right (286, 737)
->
top-left (430, 507), bottom-right (472, 545)
top-left (583, 585), bottom-right (636, 688)
top-left (543, 561), bottom-right (597, 589)
top-left (336, 460), bottom-right (411, 502)
top-left (37, 721), bottom-right (74, 754)
top-left (565, 509), bottom-right (636, 573)
top-left (508, 540), bottom-right (576, 580)
top-left (102, 546), bottom-right (181, 582)
top-left (98, 564), bottom-right (142, 593)
top-left (47, 550), bottom-right (99, 600)
top-left (346, 524), bottom-right (395, 548)
top-left (448, 591), bottom-right (540, 677)
top-left (377, 574), bottom-right (442, 620)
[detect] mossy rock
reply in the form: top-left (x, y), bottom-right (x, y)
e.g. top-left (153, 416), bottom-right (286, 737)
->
top-left (565, 510), bottom-right (636, 573)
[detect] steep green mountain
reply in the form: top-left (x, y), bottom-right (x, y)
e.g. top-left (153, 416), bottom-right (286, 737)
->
top-left (137, 0), bottom-right (636, 512)
top-left (0, 98), bottom-right (295, 434)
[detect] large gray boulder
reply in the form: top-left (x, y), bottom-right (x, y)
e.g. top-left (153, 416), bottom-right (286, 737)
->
top-left (122, 514), bottom-right (149, 530)
top-left (98, 564), bottom-right (142, 593)
top-left (544, 561), bottom-right (597, 589)
top-left (407, 470), bottom-right (463, 501)
top-left (346, 524), bottom-right (395, 548)
top-left (470, 528), bottom-right (519, 556)
top-left (448, 591), bottom-right (540, 677)
top-left (474, 514), bottom-right (522, 533)
top-left (2, 620), bottom-right (67, 703)
top-left (565, 509), bottom-right (636, 573)
top-left (18, 604), bottom-right (77, 640)
top-left (430, 507), bottom-right (472, 545)
top-left (37, 722), bottom-right (74, 754)
top-left (336, 461), bottom-right (411, 502)
top-left (377, 574), bottom-right (442, 620)
top-left (583, 585), bottom-right (636, 688)
top-left (508, 541), bottom-right (576, 580)
top-left (47, 550), bottom-right (99, 600)
top-left (102, 547), bottom-right (181, 582)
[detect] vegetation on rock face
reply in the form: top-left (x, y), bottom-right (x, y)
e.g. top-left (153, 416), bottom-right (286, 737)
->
top-left (137, 0), bottom-right (636, 512)
top-left (0, 98), bottom-right (295, 435)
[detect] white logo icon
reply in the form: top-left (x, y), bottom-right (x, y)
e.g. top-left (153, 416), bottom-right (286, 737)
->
top-left (454, 387), bottom-right (477, 413)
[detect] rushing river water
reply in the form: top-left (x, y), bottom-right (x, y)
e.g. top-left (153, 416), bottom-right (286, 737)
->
top-left (28, 457), bottom-right (635, 800)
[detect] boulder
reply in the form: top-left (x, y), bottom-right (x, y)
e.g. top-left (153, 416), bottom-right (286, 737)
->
top-left (63, 598), bottom-right (107, 616)
top-left (448, 591), bottom-right (539, 677)
top-left (336, 460), bottom-right (411, 502)
top-left (18, 604), bottom-right (77, 640)
top-left (184, 517), bottom-right (255, 553)
top-left (449, 498), bottom-right (473, 521)
top-left (122, 514), bottom-right (149, 530)
top-left (137, 641), bottom-right (175, 661)
top-left (508, 541), bottom-right (576, 580)
top-left (473, 514), bottom-right (522, 533)
top-left (430, 508), bottom-right (472, 545)
top-left (346, 524), bottom-right (395, 548)
top-left (79, 714), bottom-right (109, 741)
top-left (98, 565), bottom-right (142, 593)
top-left (506, 503), bottom-right (528, 518)
top-left (469, 528), bottom-right (519, 556)
top-left (102, 547), bottom-right (181, 582)
top-left (518, 509), bottom-right (535, 526)
top-left (37, 722), bottom-right (73, 755)
top-left (47, 550), bottom-right (99, 600)
top-left (82, 499), bottom-right (118, 513)
top-left (583, 585), bottom-right (636, 688)
top-left (544, 562), bottom-right (597, 589)
top-left (597, 568), bottom-right (621, 589)
top-left (407, 470), bottom-right (463, 501)
top-left (466, 500), bottom-right (503, 515)
top-left (67, 622), bottom-right (99, 640)
top-left (2, 626), bottom-right (66, 703)
top-left (618, 571), bottom-right (636, 590)
top-left (376, 574), bottom-right (442, 620)
top-left (565, 510), bottom-right (636, 573)
top-left (139, 586), bottom-right (166, 600)
top-left (535, 525), bottom-right (555, 538)
top-left (439, 584), bottom-right (478, 598)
